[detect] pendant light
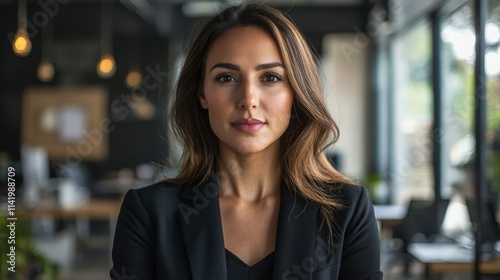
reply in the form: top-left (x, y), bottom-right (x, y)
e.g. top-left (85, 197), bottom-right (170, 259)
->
top-left (13, 0), bottom-right (32, 57)
top-left (125, 18), bottom-right (142, 89)
top-left (97, 1), bottom-right (116, 78)
top-left (37, 18), bottom-right (55, 82)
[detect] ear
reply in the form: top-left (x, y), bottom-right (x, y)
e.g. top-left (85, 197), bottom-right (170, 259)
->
top-left (198, 95), bottom-right (208, 109)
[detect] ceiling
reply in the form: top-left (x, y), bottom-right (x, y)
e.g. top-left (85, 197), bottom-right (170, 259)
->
top-left (120, 0), bottom-right (369, 37)
top-left (144, 0), bottom-right (365, 5)
top-left (1, 0), bottom-right (373, 38)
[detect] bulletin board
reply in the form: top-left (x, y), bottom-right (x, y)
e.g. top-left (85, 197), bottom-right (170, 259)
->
top-left (22, 86), bottom-right (109, 161)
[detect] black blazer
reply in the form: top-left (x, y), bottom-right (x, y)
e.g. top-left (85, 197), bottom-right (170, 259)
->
top-left (110, 176), bottom-right (383, 280)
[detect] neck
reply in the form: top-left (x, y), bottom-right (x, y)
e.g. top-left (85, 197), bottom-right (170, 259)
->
top-left (217, 147), bottom-right (281, 202)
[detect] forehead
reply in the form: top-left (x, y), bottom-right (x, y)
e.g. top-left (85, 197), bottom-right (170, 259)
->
top-left (205, 26), bottom-right (283, 67)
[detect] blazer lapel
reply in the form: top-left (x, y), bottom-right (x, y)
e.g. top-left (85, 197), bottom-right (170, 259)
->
top-left (178, 175), bottom-right (227, 280)
top-left (177, 177), bottom-right (320, 279)
top-left (273, 182), bottom-right (318, 279)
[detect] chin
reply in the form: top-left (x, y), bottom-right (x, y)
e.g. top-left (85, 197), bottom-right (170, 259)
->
top-left (217, 135), bottom-right (281, 157)
top-left (233, 141), bottom-right (279, 156)
top-left (233, 145), bottom-right (266, 155)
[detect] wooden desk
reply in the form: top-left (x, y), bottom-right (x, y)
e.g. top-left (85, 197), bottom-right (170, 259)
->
top-left (374, 204), bottom-right (406, 229)
top-left (17, 199), bottom-right (123, 267)
top-left (18, 199), bottom-right (122, 219)
top-left (408, 243), bottom-right (500, 277)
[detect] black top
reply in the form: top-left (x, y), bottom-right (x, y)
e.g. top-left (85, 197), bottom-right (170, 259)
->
top-left (110, 177), bottom-right (383, 279)
top-left (225, 249), bottom-right (274, 280)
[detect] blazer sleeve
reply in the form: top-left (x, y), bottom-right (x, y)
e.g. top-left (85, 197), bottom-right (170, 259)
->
top-left (110, 189), bottom-right (156, 280)
top-left (339, 187), bottom-right (383, 280)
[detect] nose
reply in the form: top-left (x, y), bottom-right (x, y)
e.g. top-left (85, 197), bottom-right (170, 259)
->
top-left (237, 79), bottom-right (258, 110)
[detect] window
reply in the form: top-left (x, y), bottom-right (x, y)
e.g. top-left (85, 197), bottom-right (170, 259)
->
top-left (390, 20), bottom-right (434, 204)
top-left (441, 4), bottom-right (475, 200)
top-left (487, 0), bottom-right (500, 198)
top-left (439, 0), bottom-right (500, 241)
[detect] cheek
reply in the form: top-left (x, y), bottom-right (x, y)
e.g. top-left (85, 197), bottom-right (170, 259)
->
top-left (271, 93), bottom-right (294, 127)
top-left (203, 92), bottom-right (232, 129)
top-left (204, 94), bottom-right (231, 113)
top-left (203, 81), bottom-right (233, 111)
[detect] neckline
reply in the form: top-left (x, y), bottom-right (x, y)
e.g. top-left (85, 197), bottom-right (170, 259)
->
top-left (225, 249), bottom-right (275, 268)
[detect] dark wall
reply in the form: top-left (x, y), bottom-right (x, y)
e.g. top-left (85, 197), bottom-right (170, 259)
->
top-left (0, 1), bottom-right (169, 180)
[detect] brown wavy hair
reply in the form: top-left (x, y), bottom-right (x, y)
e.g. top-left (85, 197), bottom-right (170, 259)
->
top-left (167, 3), bottom-right (353, 241)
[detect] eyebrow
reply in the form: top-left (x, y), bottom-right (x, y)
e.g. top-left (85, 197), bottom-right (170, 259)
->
top-left (209, 62), bottom-right (284, 72)
top-left (256, 62), bottom-right (284, 70)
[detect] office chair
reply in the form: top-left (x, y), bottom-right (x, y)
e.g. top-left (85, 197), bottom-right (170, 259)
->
top-left (391, 199), bottom-right (450, 276)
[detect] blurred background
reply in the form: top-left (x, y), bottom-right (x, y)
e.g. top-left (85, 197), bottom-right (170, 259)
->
top-left (0, 0), bottom-right (500, 279)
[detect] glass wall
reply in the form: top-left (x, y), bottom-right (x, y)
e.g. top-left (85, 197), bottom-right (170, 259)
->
top-left (438, 0), bottom-right (500, 234)
top-left (379, 0), bottom-right (500, 208)
top-left (440, 4), bottom-right (475, 201)
top-left (394, 0), bottom-right (500, 237)
top-left (487, 1), bottom-right (500, 196)
top-left (390, 20), bottom-right (434, 204)
top-left (440, 3), bottom-right (475, 235)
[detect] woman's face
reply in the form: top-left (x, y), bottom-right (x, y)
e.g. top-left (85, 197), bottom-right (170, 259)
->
top-left (201, 26), bottom-right (294, 156)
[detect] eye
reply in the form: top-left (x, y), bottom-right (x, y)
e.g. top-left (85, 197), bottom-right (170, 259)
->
top-left (215, 74), bottom-right (237, 83)
top-left (261, 73), bottom-right (283, 83)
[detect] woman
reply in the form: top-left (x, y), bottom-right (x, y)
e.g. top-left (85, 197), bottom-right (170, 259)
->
top-left (111, 4), bottom-right (382, 280)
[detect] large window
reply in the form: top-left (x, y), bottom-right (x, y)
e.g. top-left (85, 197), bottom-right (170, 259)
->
top-left (375, 0), bottom-right (499, 210)
top-left (440, 3), bottom-right (476, 235)
top-left (441, 0), bottom-right (500, 197)
top-left (487, 0), bottom-right (500, 199)
top-left (485, 0), bottom-right (500, 194)
top-left (441, 4), bottom-right (475, 200)
top-left (439, 1), bottom-right (500, 236)
top-left (391, 20), bottom-right (433, 204)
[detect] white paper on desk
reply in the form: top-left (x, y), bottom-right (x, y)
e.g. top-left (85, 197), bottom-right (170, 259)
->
top-left (59, 180), bottom-right (89, 208)
top-left (56, 106), bottom-right (87, 143)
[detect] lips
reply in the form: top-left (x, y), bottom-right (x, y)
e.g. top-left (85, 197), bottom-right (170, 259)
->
top-left (231, 118), bottom-right (265, 133)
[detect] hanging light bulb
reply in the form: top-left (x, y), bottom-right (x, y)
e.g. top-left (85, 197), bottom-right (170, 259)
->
top-left (126, 69), bottom-right (142, 88)
top-left (13, 0), bottom-right (31, 57)
top-left (97, 53), bottom-right (116, 78)
top-left (13, 28), bottom-right (31, 56)
top-left (37, 59), bottom-right (55, 82)
top-left (125, 18), bottom-right (142, 89)
top-left (37, 19), bottom-right (55, 82)
top-left (97, 1), bottom-right (116, 79)
top-left (125, 19), bottom-right (142, 88)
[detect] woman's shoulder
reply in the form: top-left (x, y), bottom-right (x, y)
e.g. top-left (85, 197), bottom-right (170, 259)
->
top-left (331, 183), bottom-right (370, 205)
top-left (329, 183), bottom-right (376, 222)
top-left (136, 179), bottom-right (185, 191)
top-left (122, 180), bottom-right (190, 210)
